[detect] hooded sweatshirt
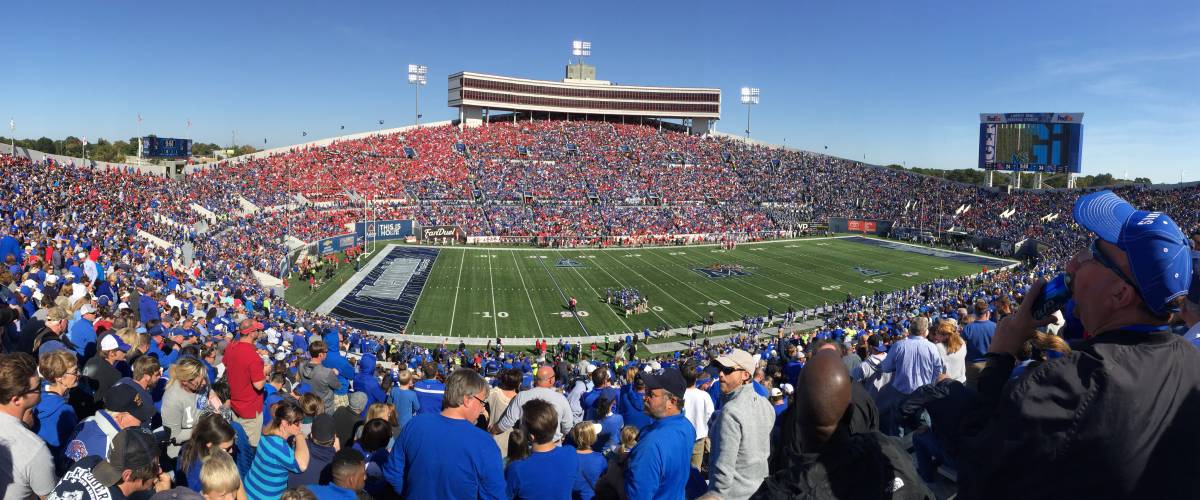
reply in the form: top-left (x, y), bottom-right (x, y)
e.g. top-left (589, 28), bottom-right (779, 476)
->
top-left (300, 359), bottom-right (341, 414)
top-left (35, 390), bottom-right (78, 473)
top-left (322, 330), bottom-right (354, 397)
top-left (353, 352), bottom-right (387, 417)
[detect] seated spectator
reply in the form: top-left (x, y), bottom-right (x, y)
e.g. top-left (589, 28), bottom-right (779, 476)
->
top-left (176, 412), bottom-right (237, 493)
top-left (334, 392), bottom-right (367, 447)
top-left (64, 383), bottom-right (154, 466)
top-left (162, 357), bottom-right (215, 459)
top-left (504, 399), bottom-right (580, 499)
top-left (383, 368), bottom-right (505, 498)
top-left (305, 448), bottom-right (370, 499)
top-left (50, 427), bottom-right (171, 498)
top-left (753, 350), bottom-right (930, 499)
top-left (245, 401), bottom-right (310, 499)
top-left (199, 448), bottom-right (244, 500)
top-left (82, 333), bottom-right (129, 405)
top-left (0, 352), bottom-right (58, 499)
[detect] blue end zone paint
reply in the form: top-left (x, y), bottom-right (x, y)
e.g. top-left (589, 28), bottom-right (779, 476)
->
top-left (692, 265), bottom-right (753, 279)
top-left (843, 236), bottom-right (1015, 268)
top-left (328, 246), bottom-right (439, 333)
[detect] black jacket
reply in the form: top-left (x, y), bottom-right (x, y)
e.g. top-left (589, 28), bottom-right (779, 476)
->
top-left (957, 329), bottom-right (1200, 500)
top-left (753, 430), bottom-right (933, 500)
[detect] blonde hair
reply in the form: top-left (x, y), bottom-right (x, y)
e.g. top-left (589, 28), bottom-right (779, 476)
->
top-left (168, 357), bottom-right (207, 388)
top-left (366, 403), bottom-right (397, 427)
top-left (200, 449), bottom-right (241, 495)
top-left (570, 422), bottom-right (597, 450)
top-left (619, 425), bottom-right (639, 452)
top-left (116, 328), bottom-right (141, 352)
top-left (299, 393), bottom-right (325, 417)
top-left (935, 320), bottom-right (965, 354)
top-left (396, 369), bottom-right (413, 386)
top-left (39, 350), bottom-right (78, 383)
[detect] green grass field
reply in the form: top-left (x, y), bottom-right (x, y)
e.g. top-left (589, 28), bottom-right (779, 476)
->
top-left (379, 237), bottom-right (995, 339)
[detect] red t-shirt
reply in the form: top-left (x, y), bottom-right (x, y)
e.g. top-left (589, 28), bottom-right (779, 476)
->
top-left (223, 340), bottom-right (265, 418)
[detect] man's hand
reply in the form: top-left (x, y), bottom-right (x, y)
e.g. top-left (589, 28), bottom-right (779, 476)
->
top-left (153, 472), bottom-right (172, 492)
top-left (989, 279), bottom-right (1058, 356)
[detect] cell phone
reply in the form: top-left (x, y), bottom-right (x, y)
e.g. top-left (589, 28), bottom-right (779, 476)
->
top-left (1031, 274), bottom-right (1072, 321)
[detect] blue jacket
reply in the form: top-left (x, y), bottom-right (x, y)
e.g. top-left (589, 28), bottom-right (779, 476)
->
top-left (353, 353), bottom-right (387, 417)
top-left (67, 318), bottom-right (96, 361)
top-left (413, 379), bottom-right (445, 415)
top-left (63, 410), bottom-right (122, 467)
top-left (35, 390), bottom-right (78, 473)
top-left (625, 413), bottom-right (696, 500)
top-left (618, 385), bottom-right (654, 431)
top-left (139, 295), bottom-right (160, 324)
top-left (323, 331), bottom-right (353, 396)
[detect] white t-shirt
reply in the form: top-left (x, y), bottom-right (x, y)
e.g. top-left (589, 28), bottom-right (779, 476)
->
top-left (684, 387), bottom-right (715, 440)
top-left (0, 412), bottom-right (58, 500)
top-left (938, 343), bottom-right (968, 383)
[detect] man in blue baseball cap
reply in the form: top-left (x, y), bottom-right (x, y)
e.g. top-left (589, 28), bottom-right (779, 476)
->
top-left (1180, 251), bottom-right (1200, 345)
top-left (956, 190), bottom-right (1200, 499)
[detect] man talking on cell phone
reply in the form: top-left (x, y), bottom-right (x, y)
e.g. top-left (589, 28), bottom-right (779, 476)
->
top-left (956, 190), bottom-right (1200, 500)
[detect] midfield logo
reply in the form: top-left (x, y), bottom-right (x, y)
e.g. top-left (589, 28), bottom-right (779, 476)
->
top-left (854, 267), bottom-right (889, 277)
top-left (556, 259), bottom-right (585, 268)
top-left (694, 263), bottom-right (752, 279)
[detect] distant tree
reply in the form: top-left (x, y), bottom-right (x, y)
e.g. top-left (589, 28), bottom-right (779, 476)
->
top-left (35, 137), bottom-right (55, 153)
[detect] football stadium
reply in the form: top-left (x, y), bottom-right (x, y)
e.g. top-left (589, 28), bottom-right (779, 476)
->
top-left (4, 3), bottom-right (1200, 499)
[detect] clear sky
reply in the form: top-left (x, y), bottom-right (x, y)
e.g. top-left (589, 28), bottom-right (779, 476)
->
top-left (3, 0), bottom-right (1197, 182)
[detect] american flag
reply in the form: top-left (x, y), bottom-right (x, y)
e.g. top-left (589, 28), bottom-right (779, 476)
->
top-left (137, 113), bottom-right (143, 123)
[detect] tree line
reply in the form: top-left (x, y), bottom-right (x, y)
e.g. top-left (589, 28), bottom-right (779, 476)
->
top-left (0, 135), bottom-right (257, 163)
top-left (886, 164), bottom-right (1154, 189)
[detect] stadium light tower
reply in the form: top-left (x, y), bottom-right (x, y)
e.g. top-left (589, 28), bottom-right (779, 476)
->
top-left (408, 64), bottom-right (428, 127)
top-left (572, 40), bottom-right (591, 63)
top-left (740, 87), bottom-right (760, 141)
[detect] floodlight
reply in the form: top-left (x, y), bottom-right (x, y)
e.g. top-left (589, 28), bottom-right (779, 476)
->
top-left (407, 64), bottom-right (428, 85)
top-left (740, 87), bottom-right (760, 105)
top-left (572, 40), bottom-right (592, 57)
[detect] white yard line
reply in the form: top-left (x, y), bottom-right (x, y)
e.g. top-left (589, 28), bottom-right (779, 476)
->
top-left (509, 250), bottom-right (546, 338)
top-left (447, 249), bottom-right (466, 336)
top-left (553, 250), bottom-right (635, 334)
top-left (487, 251), bottom-right (499, 338)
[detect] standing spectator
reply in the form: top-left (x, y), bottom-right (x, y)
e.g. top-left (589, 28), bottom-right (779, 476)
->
top-left (485, 368), bottom-right (520, 458)
top-left (82, 333), bottom-right (127, 404)
top-left (753, 350), bottom-right (930, 499)
top-left (199, 449), bottom-right (244, 500)
top-left (35, 349), bottom-right (80, 472)
top-left (334, 392), bottom-right (367, 448)
top-left (931, 319), bottom-right (967, 383)
top-left (491, 366), bottom-right (574, 442)
top-left (383, 368), bottom-right (506, 499)
top-left (504, 399), bottom-right (579, 499)
top-left (850, 334), bottom-right (891, 398)
top-left (592, 396), bottom-right (624, 454)
top-left (961, 299), bottom-right (995, 387)
top-left (877, 316), bottom-right (944, 435)
top-left (67, 303), bottom-right (99, 361)
top-left (0, 352), bottom-right (58, 500)
top-left (32, 307), bottom-right (74, 357)
top-left (682, 363), bottom-right (715, 471)
top-left (708, 349), bottom-right (775, 499)
top-left (49, 428), bottom-right (171, 499)
top-left (412, 363), bottom-right (444, 416)
top-left (352, 352), bottom-right (386, 416)
top-left (245, 401), bottom-right (311, 499)
top-left (225, 319), bottom-right (266, 447)
top-left (162, 357), bottom-right (217, 459)
top-left (388, 368), bottom-right (421, 430)
top-left (625, 368), bottom-right (695, 500)
top-left (571, 422), bottom-right (608, 500)
top-left (957, 191), bottom-right (1200, 499)
top-left (299, 340), bottom-right (340, 415)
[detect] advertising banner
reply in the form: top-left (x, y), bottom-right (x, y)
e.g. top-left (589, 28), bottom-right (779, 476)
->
top-left (356, 220), bottom-right (414, 240)
top-left (316, 233), bottom-right (363, 256)
top-left (420, 225), bottom-right (464, 242)
top-left (847, 220), bottom-right (864, 232)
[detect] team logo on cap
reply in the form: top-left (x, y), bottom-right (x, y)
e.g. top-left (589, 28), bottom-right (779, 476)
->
top-left (1136, 213), bottom-right (1162, 226)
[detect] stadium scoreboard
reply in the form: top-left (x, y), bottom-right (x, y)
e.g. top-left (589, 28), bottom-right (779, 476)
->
top-left (142, 136), bottom-right (192, 158)
top-left (978, 113), bottom-right (1082, 173)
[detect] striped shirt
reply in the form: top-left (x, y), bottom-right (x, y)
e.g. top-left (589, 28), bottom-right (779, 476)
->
top-left (245, 434), bottom-right (301, 499)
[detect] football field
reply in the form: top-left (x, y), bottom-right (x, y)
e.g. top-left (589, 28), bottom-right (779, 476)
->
top-left (302, 236), bottom-right (1012, 340)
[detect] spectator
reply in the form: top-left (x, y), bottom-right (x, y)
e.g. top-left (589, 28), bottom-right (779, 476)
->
top-left (753, 350), bottom-right (930, 499)
top-left (383, 368), bottom-right (506, 499)
top-left (504, 399), bottom-right (580, 499)
top-left (0, 352), bottom-right (58, 500)
top-left (82, 333), bottom-right (128, 405)
top-left (288, 413), bottom-right (338, 489)
top-left (298, 340), bottom-right (340, 415)
top-left (305, 448), bottom-right (369, 499)
top-left (571, 422), bottom-right (608, 500)
top-left (931, 319), bottom-right (967, 383)
top-left (176, 413), bottom-right (236, 493)
top-left (49, 428), bottom-right (171, 498)
top-left (961, 299), bottom-right (995, 387)
top-left (618, 367), bottom-right (653, 431)
top-left (708, 349), bottom-right (775, 499)
top-left (491, 366), bottom-right (574, 442)
top-left (388, 368), bottom-right (420, 430)
top-left (245, 401), bottom-right (310, 499)
top-left (877, 316), bottom-right (944, 435)
top-left (850, 333), bottom-right (891, 398)
top-left (199, 449), bottom-right (243, 500)
top-left (351, 351), bottom-right (386, 417)
top-left (334, 392), bottom-right (367, 448)
top-left (64, 383), bottom-right (154, 465)
top-left (956, 191), bottom-right (1200, 499)
top-left (68, 302), bottom-right (99, 361)
top-left (625, 367), bottom-right (695, 500)
top-left (224, 319), bottom-right (266, 447)
top-left (162, 357), bottom-right (217, 459)
top-left (35, 349), bottom-right (81, 472)
top-left (32, 307), bottom-right (74, 357)
top-left (681, 364), bottom-right (715, 471)
top-left (412, 362), bottom-right (444, 416)
top-left (485, 368), bottom-right (519, 459)
top-left (1182, 256), bottom-right (1200, 345)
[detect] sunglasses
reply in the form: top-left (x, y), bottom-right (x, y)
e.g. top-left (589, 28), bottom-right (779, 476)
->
top-left (718, 364), bottom-right (741, 376)
top-left (1079, 239), bottom-right (1140, 292)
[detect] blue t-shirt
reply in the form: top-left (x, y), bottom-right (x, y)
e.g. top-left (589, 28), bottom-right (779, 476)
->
top-left (575, 451), bottom-right (609, 500)
top-left (596, 413), bottom-right (624, 453)
top-left (383, 414), bottom-right (505, 499)
top-left (389, 387), bottom-right (420, 429)
top-left (413, 379), bottom-right (445, 415)
top-left (625, 413), bottom-right (695, 500)
top-left (305, 484), bottom-right (357, 499)
top-left (962, 320), bottom-right (997, 362)
top-left (245, 434), bottom-right (302, 499)
top-left (505, 445), bottom-right (580, 500)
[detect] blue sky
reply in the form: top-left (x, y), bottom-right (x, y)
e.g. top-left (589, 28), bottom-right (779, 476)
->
top-left (3, 0), bottom-right (1197, 182)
